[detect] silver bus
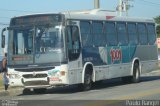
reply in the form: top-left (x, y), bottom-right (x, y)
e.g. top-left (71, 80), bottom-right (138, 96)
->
top-left (1, 9), bottom-right (158, 93)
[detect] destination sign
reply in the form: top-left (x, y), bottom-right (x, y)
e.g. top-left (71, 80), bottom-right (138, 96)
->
top-left (11, 14), bottom-right (63, 26)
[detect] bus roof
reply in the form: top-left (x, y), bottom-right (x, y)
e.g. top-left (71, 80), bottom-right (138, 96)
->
top-left (62, 9), bottom-right (155, 23)
top-left (10, 9), bottom-right (155, 24)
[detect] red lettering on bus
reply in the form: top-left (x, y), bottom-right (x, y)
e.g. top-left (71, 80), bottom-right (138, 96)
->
top-left (110, 49), bottom-right (122, 63)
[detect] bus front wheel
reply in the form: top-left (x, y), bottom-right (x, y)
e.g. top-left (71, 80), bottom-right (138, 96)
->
top-left (33, 88), bottom-right (47, 94)
top-left (78, 73), bottom-right (92, 91)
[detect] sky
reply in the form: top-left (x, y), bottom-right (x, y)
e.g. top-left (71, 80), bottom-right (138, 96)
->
top-left (0, 0), bottom-right (160, 54)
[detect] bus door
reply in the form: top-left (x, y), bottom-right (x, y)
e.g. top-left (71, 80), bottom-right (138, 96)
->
top-left (66, 21), bottom-right (82, 84)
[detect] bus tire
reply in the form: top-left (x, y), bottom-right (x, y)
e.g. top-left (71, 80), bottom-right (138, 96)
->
top-left (83, 73), bottom-right (92, 90)
top-left (78, 72), bottom-right (92, 91)
top-left (121, 63), bottom-right (140, 83)
top-left (131, 63), bottom-right (140, 83)
top-left (23, 88), bottom-right (31, 95)
top-left (33, 88), bottom-right (47, 94)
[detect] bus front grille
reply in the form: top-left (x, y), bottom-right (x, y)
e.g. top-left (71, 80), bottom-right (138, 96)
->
top-left (15, 66), bottom-right (55, 72)
top-left (23, 74), bottom-right (47, 78)
top-left (23, 80), bottom-right (49, 86)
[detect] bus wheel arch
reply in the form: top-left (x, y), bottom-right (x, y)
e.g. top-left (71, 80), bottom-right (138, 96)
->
top-left (81, 62), bottom-right (95, 91)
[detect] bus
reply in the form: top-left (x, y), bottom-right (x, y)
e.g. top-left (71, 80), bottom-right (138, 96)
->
top-left (1, 9), bottom-right (158, 92)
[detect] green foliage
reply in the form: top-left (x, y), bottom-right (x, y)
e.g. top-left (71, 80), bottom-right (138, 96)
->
top-left (156, 25), bottom-right (160, 38)
top-left (157, 25), bottom-right (160, 37)
top-left (0, 75), bottom-right (3, 89)
top-left (154, 16), bottom-right (160, 24)
top-left (154, 16), bottom-right (160, 37)
top-left (0, 80), bottom-right (3, 88)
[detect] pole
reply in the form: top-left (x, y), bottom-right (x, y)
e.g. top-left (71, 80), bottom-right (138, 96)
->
top-left (126, 0), bottom-right (128, 16)
top-left (119, 0), bottom-right (122, 16)
top-left (94, 0), bottom-right (100, 9)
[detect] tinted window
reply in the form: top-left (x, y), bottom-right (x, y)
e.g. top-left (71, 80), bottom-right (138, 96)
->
top-left (13, 28), bottom-right (34, 55)
top-left (105, 22), bottom-right (117, 46)
top-left (92, 22), bottom-right (105, 46)
top-left (117, 23), bottom-right (128, 45)
top-left (128, 23), bottom-right (138, 45)
top-left (138, 23), bottom-right (148, 45)
top-left (80, 21), bottom-right (93, 47)
top-left (147, 24), bottom-right (156, 45)
top-left (67, 26), bottom-right (80, 61)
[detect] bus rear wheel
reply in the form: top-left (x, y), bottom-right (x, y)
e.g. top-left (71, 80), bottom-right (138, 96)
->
top-left (121, 63), bottom-right (140, 83)
top-left (131, 63), bottom-right (140, 83)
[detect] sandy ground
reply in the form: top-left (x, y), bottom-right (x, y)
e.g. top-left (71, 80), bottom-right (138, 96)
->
top-left (0, 74), bottom-right (3, 89)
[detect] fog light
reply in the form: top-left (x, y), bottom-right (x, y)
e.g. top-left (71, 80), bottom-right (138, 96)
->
top-left (60, 71), bottom-right (65, 76)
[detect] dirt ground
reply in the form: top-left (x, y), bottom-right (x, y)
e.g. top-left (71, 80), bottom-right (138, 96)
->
top-left (0, 74), bottom-right (3, 88)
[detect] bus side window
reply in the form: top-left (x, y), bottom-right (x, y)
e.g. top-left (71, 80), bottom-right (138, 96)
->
top-left (128, 23), bottom-right (138, 45)
top-left (117, 22), bottom-right (128, 46)
top-left (147, 24), bottom-right (156, 45)
top-left (138, 23), bottom-right (148, 45)
top-left (66, 26), bottom-right (80, 61)
top-left (105, 22), bottom-right (117, 46)
top-left (92, 21), bottom-right (105, 46)
top-left (80, 21), bottom-right (92, 47)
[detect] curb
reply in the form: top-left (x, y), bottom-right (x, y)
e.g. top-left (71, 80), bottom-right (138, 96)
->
top-left (0, 87), bottom-right (23, 96)
top-left (0, 90), bottom-right (10, 96)
top-left (142, 69), bottom-right (160, 76)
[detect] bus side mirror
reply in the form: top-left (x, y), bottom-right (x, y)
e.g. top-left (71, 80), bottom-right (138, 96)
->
top-left (1, 28), bottom-right (6, 48)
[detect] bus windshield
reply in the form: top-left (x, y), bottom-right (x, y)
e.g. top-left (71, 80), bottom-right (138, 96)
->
top-left (8, 25), bottom-right (66, 66)
top-left (35, 25), bottom-right (63, 53)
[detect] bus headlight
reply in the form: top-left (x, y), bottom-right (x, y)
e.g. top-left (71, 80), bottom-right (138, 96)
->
top-left (9, 74), bottom-right (21, 79)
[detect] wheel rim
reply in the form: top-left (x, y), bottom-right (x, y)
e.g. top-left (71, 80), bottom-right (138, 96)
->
top-left (86, 75), bottom-right (91, 84)
top-left (135, 68), bottom-right (139, 80)
top-left (133, 64), bottom-right (140, 83)
top-left (84, 74), bottom-right (91, 90)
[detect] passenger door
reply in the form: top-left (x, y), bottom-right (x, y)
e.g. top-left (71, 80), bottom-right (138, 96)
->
top-left (66, 25), bottom-right (81, 61)
top-left (66, 24), bottom-right (82, 84)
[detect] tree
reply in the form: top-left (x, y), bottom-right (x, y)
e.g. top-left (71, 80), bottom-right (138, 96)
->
top-left (157, 25), bottom-right (160, 37)
top-left (154, 16), bottom-right (160, 24)
top-left (154, 16), bottom-right (160, 38)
